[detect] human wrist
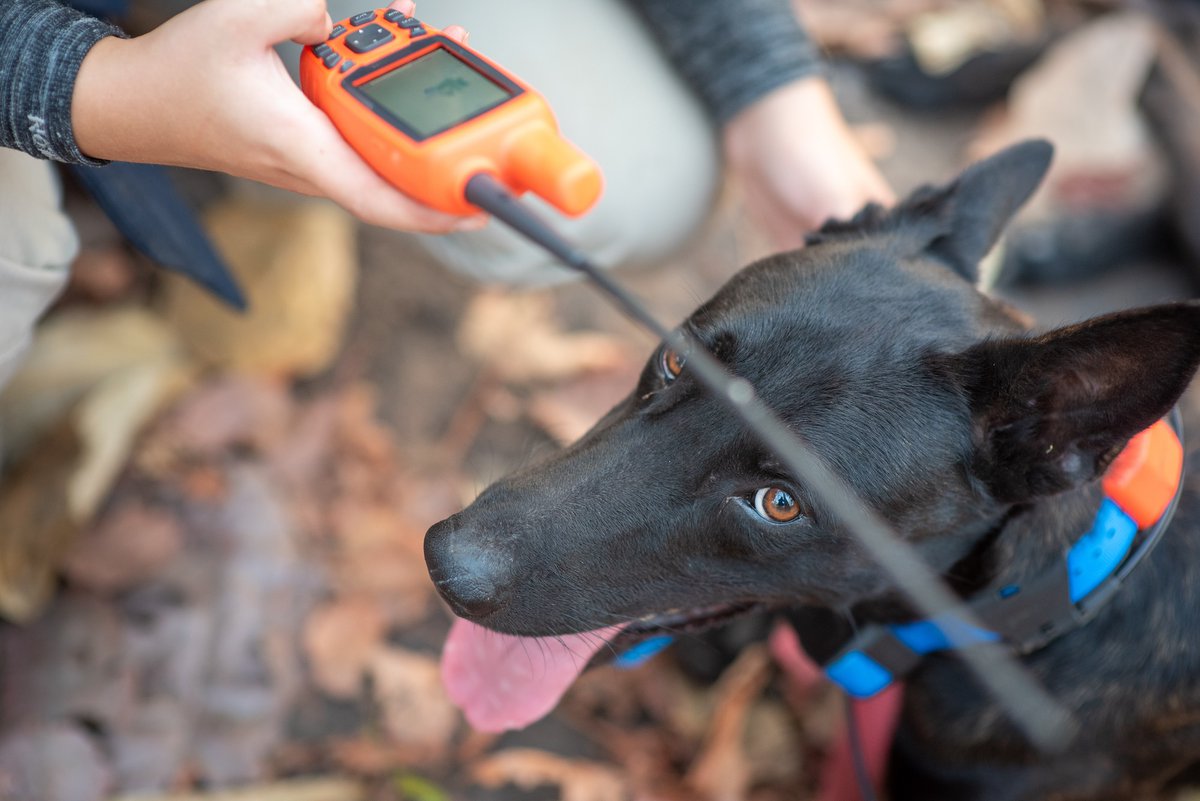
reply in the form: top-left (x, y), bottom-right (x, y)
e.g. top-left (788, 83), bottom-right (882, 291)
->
top-left (723, 77), bottom-right (849, 165)
top-left (72, 34), bottom-right (145, 163)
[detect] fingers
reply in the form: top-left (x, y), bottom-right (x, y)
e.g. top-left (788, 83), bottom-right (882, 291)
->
top-left (287, 0), bottom-right (334, 46)
top-left (224, 0), bottom-right (329, 46)
top-left (382, 1), bottom-right (470, 43)
top-left (291, 106), bottom-right (484, 233)
top-left (442, 25), bottom-right (469, 44)
top-left (333, 175), bottom-right (488, 233)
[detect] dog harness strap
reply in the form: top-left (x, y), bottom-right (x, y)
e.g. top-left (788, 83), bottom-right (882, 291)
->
top-left (824, 626), bottom-right (923, 697)
top-left (820, 412), bottom-right (1185, 699)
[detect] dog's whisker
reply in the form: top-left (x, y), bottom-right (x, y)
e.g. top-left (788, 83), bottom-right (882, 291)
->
top-left (545, 630), bottom-right (595, 671)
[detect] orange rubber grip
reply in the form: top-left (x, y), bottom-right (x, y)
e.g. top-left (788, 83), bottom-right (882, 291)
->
top-left (300, 9), bottom-right (602, 217)
top-left (1103, 418), bottom-right (1184, 529)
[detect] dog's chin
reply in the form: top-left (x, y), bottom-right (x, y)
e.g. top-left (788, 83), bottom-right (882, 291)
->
top-left (600, 601), bottom-right (761, 663)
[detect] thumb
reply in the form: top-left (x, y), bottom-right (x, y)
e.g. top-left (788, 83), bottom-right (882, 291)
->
top-left (442, 25), bottom-right (469, 45)
top-left (222, 0), bottom-right (331, 46)
top-left (283, 0), bottom-right (334, 46)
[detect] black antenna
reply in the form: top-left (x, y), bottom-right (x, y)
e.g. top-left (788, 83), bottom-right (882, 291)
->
top-left (466, 173), bottom-right (1079, 752)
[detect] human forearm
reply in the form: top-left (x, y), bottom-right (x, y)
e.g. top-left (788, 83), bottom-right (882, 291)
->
top-left (0, 0), bottom-right (125, 164)
top-left (626, 0), bottom-right (821, 124)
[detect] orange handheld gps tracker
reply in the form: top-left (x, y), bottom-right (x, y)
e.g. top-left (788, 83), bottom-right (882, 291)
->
top-left (299, 8), bottom-right (603, 217)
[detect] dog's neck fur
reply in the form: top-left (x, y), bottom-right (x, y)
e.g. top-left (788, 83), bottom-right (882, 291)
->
top-left (965, 485), bottom-right (1104, 598)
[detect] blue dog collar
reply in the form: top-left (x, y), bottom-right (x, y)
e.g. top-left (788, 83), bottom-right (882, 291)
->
top-left (614, 634), bottom-right (674, 669)
top-left (824, 500), bottom-right (1139, 698)
top-left (822, 411), bottom-right (1184, 699)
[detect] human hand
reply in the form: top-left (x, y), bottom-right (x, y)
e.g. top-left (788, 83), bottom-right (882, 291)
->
top-left (723, 78), bottom-right (894, 250)
top-left (72, 0), bottom-right (485, 234)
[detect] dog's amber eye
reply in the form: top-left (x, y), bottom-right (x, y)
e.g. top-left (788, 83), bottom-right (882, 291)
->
top-left (660, 347), bottom-right (685, 382)
top-left (754, 487), bottom-right (801, 523)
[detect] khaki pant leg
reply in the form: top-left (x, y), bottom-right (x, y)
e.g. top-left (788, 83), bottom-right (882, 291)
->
top-left (0, 149), bottom-right (76, 393)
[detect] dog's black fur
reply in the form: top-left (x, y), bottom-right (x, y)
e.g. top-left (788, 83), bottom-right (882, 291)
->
top-left (426, 141), bottom-right (1200, 800)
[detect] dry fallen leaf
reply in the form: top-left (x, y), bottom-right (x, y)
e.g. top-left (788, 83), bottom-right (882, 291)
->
top-left (108, 697), bottom-right (191, 794)
top-left (0, 422), bottom-right (81, 621)
top-left (562, 666), bottom-right (698, 799)
top-left (267, 395), bottom-right (340, 489)
top-left (151, 375), bottom-right (293, 457)
top-left (333, 383), bottom-right (396, 468)
top-left (190, 466), bottom-right (317, 788)
top-left (0, 590), bottom-right (130, 729)
top-left (327, 735), bottom-right (451, 777)
top-left (743, 700), bottom-right (805, 787)
top-left (62, 500), bottom-right (183, 593)
top-left (68, 355), bottom-right (194, 522)
top-left (302, 597), bottom-right (386, 699)
top-left (390, 471), bottom-right (473, 534)
top-left (457, 290), bottom-right (629, 384)
top-left (471, 748), bottom-right (629, 801)
top-left (368, 648), bottom-right (459, 757)
top-left (526, 363), bottom-right (642, 446)
top-left (327, 499), bottom-right (432, 627)
top-left (907, 0), bottom-right (1043, 76)
top-left (0, 307), bottom-right (184, 464)
top-left (67, 244), bottom-right (137, 302)
top-left (329, 550), bottom-right (432, 629)
top-left (685, 645), bottom-right (775, 801)
top-left (162, 199), bottom-right (357, 378)
top-left (107, 777), bottom-right (366, 801)
top-left (0, 722), bottom-right (111, 801)
top-left (328, 497), bottom-right (417, 554)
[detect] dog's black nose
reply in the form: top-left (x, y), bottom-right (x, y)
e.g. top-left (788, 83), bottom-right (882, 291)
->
top-left (424, 518), bottom-right (512, 620)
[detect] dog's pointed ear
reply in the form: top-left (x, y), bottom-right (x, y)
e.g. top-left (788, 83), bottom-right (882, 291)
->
top-left (948, 302), bottom-right (1200, 504)
top-left (914, 139), bottom-right (1053, 281)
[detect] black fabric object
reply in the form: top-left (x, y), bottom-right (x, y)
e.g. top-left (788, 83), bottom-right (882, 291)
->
top-left (70, 161), bottom-right (246, 309)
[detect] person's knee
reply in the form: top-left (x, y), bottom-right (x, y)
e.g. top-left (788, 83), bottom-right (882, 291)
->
top-left (0, 149), bottom-right (77, 392)
top-left (0, 150), bottom-right (78, 273)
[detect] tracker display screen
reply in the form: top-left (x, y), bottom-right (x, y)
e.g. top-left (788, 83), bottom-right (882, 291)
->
top-left (359, 48), bottom-right (513, 138)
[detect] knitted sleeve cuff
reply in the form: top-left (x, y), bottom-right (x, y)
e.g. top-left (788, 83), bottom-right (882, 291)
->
top-left (1, 0), bottom-right (127, 165)
top-left (629, 0), bottom-right (823, 125)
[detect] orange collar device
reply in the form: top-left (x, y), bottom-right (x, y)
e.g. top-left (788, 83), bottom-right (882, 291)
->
top-left (1100, 416), bottom-right (1184, 529)
top-left (300, 8), bottom-right (602, 217)
top-left (818, 411), bottom-right (1185, 698)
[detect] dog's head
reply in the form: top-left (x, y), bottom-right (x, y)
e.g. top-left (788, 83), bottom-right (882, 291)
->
top-left (427, 141), bottom-right (1200, 731)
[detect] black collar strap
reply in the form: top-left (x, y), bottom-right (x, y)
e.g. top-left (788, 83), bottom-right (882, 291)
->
top-left (817, 408), bottom-right (1185, 698)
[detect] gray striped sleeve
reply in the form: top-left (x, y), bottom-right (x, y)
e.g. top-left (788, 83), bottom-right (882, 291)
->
top-left (627, 0), bottom-right (822, 125)
top-left (1, 0), bottom-right (127, 165)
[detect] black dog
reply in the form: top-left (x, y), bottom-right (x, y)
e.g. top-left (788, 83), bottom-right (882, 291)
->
top-left (426, 141), bottom-right (1200, 800)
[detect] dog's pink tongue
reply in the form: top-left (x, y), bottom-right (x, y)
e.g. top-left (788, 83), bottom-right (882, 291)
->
top-left (441, 618), bottom-right (624, 732)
